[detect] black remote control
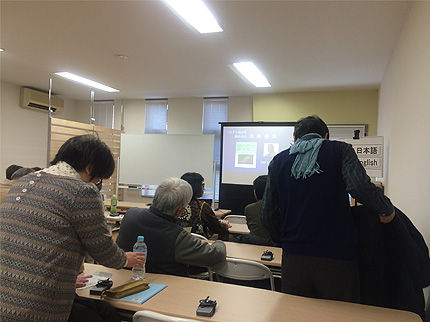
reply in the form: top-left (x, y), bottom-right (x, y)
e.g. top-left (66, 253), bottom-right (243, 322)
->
top-left (196, 296), bottom-right (217, 317)
top-left (261, 250), bottom-right (274, 261)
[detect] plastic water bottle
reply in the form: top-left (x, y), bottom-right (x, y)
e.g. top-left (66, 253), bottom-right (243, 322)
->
top-left (132, 236), bottom-right (147, 280)
top-left (110, 195), bottom-right (118, 214)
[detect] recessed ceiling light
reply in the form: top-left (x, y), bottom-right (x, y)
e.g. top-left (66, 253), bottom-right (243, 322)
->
top-left (55, 72), bottom-right (119, 92)
top-left (163, 0), bottom-right (223, 34)
top-left (233, 62), bottom-right (271, 88)
top-left (0, 48), bottom-right (4, 52)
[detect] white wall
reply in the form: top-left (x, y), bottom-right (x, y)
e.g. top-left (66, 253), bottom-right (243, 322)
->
top-left (0, 81), bottom-right (86, 179)
top-left (0, 82), bottom-right (50, 178)
top-left (378, 2), bottom-right (430, 245)
top-left (54, 98), bottom-right (77, 122)
top-left (72, 100), bottom-right (92, 124)
top-left (168, 98), bottom-right (203, 135)
top-left (228, 96), bottom-right (253, 122)
top-left (123, 99), bottom-right (146, 134)
top-left (121, 96), bottom-right (253, 135)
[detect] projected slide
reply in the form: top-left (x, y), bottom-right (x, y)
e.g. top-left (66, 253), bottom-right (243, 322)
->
top-left (222, 125), bottom-right (295, 185)
top-left (235, 142), bottom-right (257, 168)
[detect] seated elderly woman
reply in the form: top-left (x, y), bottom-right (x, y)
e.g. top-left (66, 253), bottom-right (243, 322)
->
top-left (178, 172), bottom-right (230, 241)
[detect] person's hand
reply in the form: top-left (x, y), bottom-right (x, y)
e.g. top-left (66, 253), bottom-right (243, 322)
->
top-left (125, 252), bottom-right (146, 268)
top-left (220, 219), bottom-right (232, 229)
top-left (379, 210), bottom-right (395, 224)
top-left (76, 275), bottom-right (92, 288)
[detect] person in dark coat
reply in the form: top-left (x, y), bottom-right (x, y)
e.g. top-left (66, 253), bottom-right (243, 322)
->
top-left (353, 205), bottom-right (430, 320)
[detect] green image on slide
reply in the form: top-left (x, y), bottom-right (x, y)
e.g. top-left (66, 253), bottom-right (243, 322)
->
top-left (235, 142), bottom-right (257, 168)
top-left (238, 154), bottom-right (254, 164)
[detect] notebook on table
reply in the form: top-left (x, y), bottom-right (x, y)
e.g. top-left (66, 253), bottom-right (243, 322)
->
top-left (107, 283), bottom-right (167, 304)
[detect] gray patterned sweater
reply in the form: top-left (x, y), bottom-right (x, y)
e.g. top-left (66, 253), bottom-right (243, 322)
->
top-left (0, 172), bottom-right (126, 321)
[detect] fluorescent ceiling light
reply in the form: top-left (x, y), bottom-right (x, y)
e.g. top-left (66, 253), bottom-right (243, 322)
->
top-left (164, 0), bottom-right (222, 34)
top-left (55, 72), bottom-right (119, 92)
top-left (233, 62), bottom-right (271, 88)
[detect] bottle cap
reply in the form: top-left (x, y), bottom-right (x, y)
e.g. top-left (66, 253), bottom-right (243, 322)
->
top-left (137, 236), bottom-right (144, 242)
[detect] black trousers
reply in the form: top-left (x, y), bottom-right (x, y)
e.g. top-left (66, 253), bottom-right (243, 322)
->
top-left (68, 295), bottom-right (122, 322)
top-left (282, 253), bottom-right (360, 303)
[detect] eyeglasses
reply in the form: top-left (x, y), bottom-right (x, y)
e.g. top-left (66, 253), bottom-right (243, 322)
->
top-left (95, 179), bottom-right (103, 191)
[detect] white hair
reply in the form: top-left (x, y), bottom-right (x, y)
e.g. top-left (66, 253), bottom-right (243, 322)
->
top-left (153, 178), bottom-right (192, 216)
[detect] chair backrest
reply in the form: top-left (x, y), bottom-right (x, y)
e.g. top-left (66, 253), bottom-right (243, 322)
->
top-left (190, 233), bottom-right (208, 240)
top-left (209, 258), bottom-right (275, 291)
top-left (224, 215), bottom-right (246, 224)
top-left (133, 310), bottom-right (199, 322)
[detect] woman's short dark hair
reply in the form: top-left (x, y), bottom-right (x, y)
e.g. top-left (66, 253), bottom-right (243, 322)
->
top-left (293, 115), bottom-right (329, 139)
top-left (180, 172), bottom-right (204, 199)
top-left (253, 175), bottom-right (268, 200)
top-left (50, 135), bottom-right (115, 179)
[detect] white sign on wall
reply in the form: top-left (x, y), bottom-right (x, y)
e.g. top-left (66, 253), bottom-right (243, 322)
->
top-left (337, 136), bottom-right (384, 178)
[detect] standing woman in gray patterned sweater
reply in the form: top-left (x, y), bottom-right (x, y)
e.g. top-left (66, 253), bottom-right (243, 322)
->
top-left (0, 135), bottom-right (145, 321)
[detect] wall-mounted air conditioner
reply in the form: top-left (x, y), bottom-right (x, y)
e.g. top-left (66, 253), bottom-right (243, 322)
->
top-left (20, 87), bottom-right (64, 114)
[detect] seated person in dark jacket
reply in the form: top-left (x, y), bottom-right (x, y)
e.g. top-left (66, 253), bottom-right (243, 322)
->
top-left (178, 172), bottom-right (230, 241)
top-left (245, 175), bottom-right (271, 240)
top-left (230, 175), bottom-right (278, 247)
top-left (116, 177), bottom-right (226, 277)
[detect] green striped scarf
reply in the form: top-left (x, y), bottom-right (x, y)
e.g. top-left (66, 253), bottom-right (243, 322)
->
top-left (289, 133), bottom-right (325, 179)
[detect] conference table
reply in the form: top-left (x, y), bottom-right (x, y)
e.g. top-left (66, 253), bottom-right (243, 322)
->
top-left (228, 223), bottom-right (250, 234)
top-left (77, 263), bottom-right (419, 322)
top-left (223, 241), bottom-right (282, 267)
top-left (213, 208), bottom-right (232, 218)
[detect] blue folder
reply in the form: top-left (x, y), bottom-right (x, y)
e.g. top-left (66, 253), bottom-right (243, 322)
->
top-left (111, 283), bottom-right (167, 304)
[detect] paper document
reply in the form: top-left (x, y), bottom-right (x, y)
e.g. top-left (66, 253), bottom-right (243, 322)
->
top-left (76, 271), bottom-right (112, 290)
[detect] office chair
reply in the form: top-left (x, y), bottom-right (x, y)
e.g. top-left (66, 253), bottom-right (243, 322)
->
top-left (209, 257), bottom-right (275, 291)
top-left (133, 310), bottom-right (199, 322)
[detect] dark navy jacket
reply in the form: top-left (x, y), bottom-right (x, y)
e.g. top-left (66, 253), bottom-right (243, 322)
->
top-left (263, 140), bottom-right (357, 260)
top-left (261, 138), bottom-right (394, 260)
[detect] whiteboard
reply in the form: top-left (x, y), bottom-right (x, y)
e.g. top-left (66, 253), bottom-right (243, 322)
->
top-left (119, 134), bottom-right (215, 189)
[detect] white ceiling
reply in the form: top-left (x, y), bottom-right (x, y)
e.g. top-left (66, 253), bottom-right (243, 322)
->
top-left (0, 1), bottom-right (411, 100)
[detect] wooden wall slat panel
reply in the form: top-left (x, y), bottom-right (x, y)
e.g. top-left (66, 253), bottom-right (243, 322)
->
top-left (52, 118), bottom-right (93, 130)
top-left (51, 133), bottom-right (77, 142)
top-left (51, 125), bottom-right (92, 136)
top-left (94, 126), bottom-right (122, 135)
